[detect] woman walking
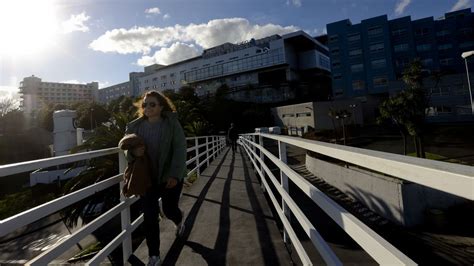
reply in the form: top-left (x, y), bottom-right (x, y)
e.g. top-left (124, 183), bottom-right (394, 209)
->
top-left (124, 90), bottom-right (187, 266)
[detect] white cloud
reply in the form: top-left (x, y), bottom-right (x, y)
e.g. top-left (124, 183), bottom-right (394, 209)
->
top-left (0, 86), bottom-right (20, 105)
top-left (286, 0), bottom-right (302, 7)
top-left (163, 13), bottom-right (171, 20)
top-left (450, 0), bottom-right (471, 11)
top-left (62, 12), bottom-right (90, 33)
top-left (395, 0), bottom-right (412, 15)
top-left (99, 81), bottom-right (110, 88)
top-left (307, 27), bottom-right (327, 36)
top-left (62, 80), bottom-right (82, 84)
top-left (137, 42), bottom-right (200, 66)
top-left (145, 7), bottom-right (161, 14)
top-left (89, 18), bottom-right (299, 54)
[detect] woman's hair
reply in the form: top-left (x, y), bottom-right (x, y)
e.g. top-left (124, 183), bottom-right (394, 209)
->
top-left (135, 90), bottom-right (176, 118)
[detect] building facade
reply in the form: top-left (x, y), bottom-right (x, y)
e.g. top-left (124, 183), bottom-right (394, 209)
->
top-left (134, 31), bottom-right (331, 103)
top-left (327, 8), bottom-right (474, 122)
top-left (19, 75), bottom-right (98, 117)
top-left (98, 81), bottom-right (132, 103)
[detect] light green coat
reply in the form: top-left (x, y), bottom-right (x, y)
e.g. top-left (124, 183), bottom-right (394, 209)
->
top-left (124, 112), bottom-right (187, 184)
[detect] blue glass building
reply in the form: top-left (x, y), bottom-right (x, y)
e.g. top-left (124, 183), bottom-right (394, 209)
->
top-left (327, 8), bottom-right (474, 122)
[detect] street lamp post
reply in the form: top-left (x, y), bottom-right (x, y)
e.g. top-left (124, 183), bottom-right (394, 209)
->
top-left (461, 51), bottom-right (474, 114)
top-left (90, 108), bottom-right (94, 131)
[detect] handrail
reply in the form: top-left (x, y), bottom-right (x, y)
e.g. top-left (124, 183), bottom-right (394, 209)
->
top-left (241, 136), bottom-right (415, 265)
top-left (244, 133), bottom-right (474, 200)
top-left (0, 148), bottom-right (119, 178)
top-left (238, 132), bottom-right (473, 265)
top-left (0, 135), bottom-right (227, 264)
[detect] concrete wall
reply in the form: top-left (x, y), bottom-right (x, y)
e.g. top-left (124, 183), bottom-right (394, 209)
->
top-left (306, 154), bottom-right (465, 227)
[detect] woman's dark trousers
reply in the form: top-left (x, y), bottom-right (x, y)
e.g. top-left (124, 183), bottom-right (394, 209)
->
top-left (142, 181), bottom-right (183, 257)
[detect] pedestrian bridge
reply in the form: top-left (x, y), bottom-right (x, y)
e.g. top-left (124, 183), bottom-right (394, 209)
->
top-left (0, 134), bottom-right (472, 265)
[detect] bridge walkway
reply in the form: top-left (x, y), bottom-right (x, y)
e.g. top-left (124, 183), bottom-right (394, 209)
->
top-left (132, 147), bottom-right (293, 265)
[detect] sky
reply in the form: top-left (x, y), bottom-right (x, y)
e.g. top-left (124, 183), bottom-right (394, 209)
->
top-left (0, 0), bottom-right (472, 100)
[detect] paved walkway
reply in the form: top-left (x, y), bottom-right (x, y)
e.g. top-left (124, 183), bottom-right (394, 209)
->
top-left (133, 147), bottom-right (292, 265)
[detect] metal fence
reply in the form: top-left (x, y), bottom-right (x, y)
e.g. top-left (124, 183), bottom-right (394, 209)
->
top-left (0, 135), bottom-right (226, 265)
top-left (240, 133), bottom-right (473, 265)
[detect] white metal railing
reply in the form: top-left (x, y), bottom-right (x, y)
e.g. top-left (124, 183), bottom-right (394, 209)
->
top-left (0, 135), bottom-right (226, 265)
top-left (240, 133), bottom-right (474, 266)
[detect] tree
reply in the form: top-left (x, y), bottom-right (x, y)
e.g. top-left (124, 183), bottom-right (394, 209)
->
top-left (0, 97), bottom-right (17, 118)
top-left (37, 103), bottom-right (68, 131)
top-left (74, 102), bottom-right (110, 130)
top-left (107, 95), bottom-right (137, 115)
top-left (377, 95), bottom-right (410, 155)
top-left (377, 59), bottom-right (428, 158)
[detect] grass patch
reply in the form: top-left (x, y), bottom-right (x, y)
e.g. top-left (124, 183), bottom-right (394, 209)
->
top-left (0, 183), bottom-right (62, 220)
top-left (68, 242), bottom-right (103, 262)
top-left (186, 170), bottom-right (198, 183)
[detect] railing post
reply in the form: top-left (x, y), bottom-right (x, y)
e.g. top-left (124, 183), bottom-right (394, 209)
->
top-left (118, 152), bottom-right (132, 263)
top-left (206, 137), bottom-right (210, 167)
top-left (195, 138), bottom-right (200, 177)
top-left (213, 136), bottom-right (217, 158)
top-left (258, 135), bottom-right (266, 193)
top-left (278, 140), bottom-right (290, 244)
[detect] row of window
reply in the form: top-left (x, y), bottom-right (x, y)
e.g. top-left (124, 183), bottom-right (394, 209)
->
top-left (330, 27), bottom-right (472, 43)
top-left (282, 112), bottom-right (312, 118)
top-left (141, 52), bottom-right (272, 85)
top-left (184, 48), bottom-right (284, 82)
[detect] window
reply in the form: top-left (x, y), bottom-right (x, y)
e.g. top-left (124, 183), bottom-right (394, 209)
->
top-left (368, 26), bottom-right (383, 36)
top-left (426, 106), bottom-right (452, 116)
top-left (331, 48), bottom-right (340, 55)
top-left (436, 29), bottom-right (450, 37)
top-left (396, 58), bottom-right (410, 68)
top-left (371, 59), bottom-right (386, 69)
top-left (332, 60), bottom-right (341, 68)
top-left (347, 33), bottom-right (360, 42)
top-left (459, 27), bottom-right (473, 36)
top-left (429, 86), bottom-right (450, 96)
top-left (329, 35), bottom-right (339, 43)
top-left (373, 76), bottom-right (388, 87)
top-left (161, 75), bottom-right (167, 79)
top-left (421, 58), bottom-right (433, 67)
top-left (282, 114), bottom-right (295, 118)
top-left (349, 49), bottom-right (362, 56)
top-left (415, 28), bottom-right (429, 36)
top-left (394, 43), bottom-right (409, 52)
top-left (392, 28), bottom-right (407, 37)
top-left (351, 64), bottom-right (364, 72)
top-left (369, 43), bottom-right (384, 53)
top-left (352, 80), bottom-right (365, 90)
top-left (440, 58), bottom-right (454, 66)
top-left (334, 89), bottom-right (344, 97)
top-left (319, 56), bottom-right (330, 69)
top-left (459, 41), bottom-right (474, 48)
top-left (296, 112), bottom-right (311, 117)
top-left (416, 44), bottom-right (431, 52)
top-left (438, 44), bottom-right (453, 50)
top-left (333, 73), bottom-right (343, 80)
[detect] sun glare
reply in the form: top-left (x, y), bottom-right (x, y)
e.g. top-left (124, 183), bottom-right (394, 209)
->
top-left (0, 0), bottom-right (58, 56)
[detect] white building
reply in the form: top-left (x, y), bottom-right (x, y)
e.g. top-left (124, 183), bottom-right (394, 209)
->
top-left (98, 81), bottom-right (132, 103)
top-left (19, 75), bottom-right (99, 117)
top-left (137, 31), bottom-right (330, 102)
top-left (98, 30), bottom-right (331, 104)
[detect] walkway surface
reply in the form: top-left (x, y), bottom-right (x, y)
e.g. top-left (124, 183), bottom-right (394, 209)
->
top-left (133, 147), bottom-right (293, 265)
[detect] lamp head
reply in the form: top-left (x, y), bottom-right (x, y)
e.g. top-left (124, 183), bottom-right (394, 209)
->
top-left (461, 51), bottom-right (474, 59)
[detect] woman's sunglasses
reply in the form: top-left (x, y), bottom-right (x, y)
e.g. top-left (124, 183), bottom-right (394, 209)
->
top-left (142, 102), bottom-right (158, 108)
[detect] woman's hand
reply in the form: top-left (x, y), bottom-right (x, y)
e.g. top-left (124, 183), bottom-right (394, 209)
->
top-left (166, 178), bottom-right (178, 189)
top-left (132, 146), bottom-right (145, 157)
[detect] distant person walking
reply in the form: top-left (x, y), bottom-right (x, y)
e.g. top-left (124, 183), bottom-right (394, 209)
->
top-left (124, 90), bottom-right (187, 266)
top-left (227, 123), bottom-right (238, 153)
